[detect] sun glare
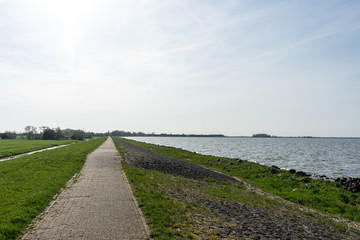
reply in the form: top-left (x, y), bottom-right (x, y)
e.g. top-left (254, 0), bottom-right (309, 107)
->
top-left (36, 0), bottom-right (100, 32)
top-left (33, 0), bottom-right (102, 62)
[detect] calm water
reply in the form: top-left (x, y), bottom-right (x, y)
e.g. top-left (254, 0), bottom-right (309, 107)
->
top-left (126, 137), bottom-right (360, 179)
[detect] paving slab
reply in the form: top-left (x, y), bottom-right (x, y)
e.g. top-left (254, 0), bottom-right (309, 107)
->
top-left (22, 137), bottom-right (150, 240)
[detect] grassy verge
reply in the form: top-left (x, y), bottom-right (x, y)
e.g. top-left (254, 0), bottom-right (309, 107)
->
top-left (119, 138), bottom-right (360, 223)
top-left (0, 139), bottom-right (77, 158)
top-left (0, 137), bottom-right (106, 240)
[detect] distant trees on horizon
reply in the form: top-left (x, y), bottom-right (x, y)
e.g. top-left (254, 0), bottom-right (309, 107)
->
top-left (70, 131), bottom-right (85, 140)
top-left (24, 126), bottom-right (66, 140)
top-left (0, 126), bottom-right (91, 140)
top-left (252, 133), bottom-right (274, 138)
top-left (0, 131), bottom-right (17, 139)
top-left (1, 127), bottom-right (226, 140)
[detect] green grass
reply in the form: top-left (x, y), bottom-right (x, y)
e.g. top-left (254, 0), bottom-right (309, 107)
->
top-left (123, 166), bottom-right (195, 239)
top-left (0, 137), bottom-right (106, 240)
top-left (0, 139), bottom-right (77, 158)
top-left (119, 138), bottom-right (360, 223)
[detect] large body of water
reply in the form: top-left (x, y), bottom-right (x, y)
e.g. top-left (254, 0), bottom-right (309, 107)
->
top-left (126, 137), bottom-right (360, 179)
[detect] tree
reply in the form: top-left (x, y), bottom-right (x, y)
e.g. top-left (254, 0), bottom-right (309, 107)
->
top-left (71, 131), bottom-right (84, 140)
top-left (39, 126), bottom-right (49, 133)
top-left (24, 126), bottom-right (37, 140)
top-left (42, 128), bottom-right (56, 140)
top-left (111, 130), bottom-right (132, 136)
top-left (55, 127), bottom-right (64, 140)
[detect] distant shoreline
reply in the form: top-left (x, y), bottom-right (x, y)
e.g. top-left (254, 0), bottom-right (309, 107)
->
top-left (227, 136), bottom-right (360, 139)
top-left (128, 135), bottom-right (360, 139)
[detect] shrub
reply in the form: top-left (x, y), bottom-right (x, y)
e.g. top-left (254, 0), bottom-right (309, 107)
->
top-left (71, 131), bottom-right (84, 140)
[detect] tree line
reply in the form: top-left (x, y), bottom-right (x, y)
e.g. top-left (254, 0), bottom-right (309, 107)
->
top-left (252, 133), bottom-right (275, 138)
top-left (0, 126), bottom-right (87, 140)
top-left (1, 128), bottom-right (225, 140)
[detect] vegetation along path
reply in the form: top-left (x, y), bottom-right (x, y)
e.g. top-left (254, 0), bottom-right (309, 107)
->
top-left (22, 137), bottom-right (149, 240)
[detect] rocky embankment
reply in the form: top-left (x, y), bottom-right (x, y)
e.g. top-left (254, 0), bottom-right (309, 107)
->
top-left (335, 177), bottom-right (360, 193)
top-left (273, 167), bottom-right (360, 194)
top-left (115, 138), bottom-right (234, 181)
top-left (114, 138), bottom-right (360, 240)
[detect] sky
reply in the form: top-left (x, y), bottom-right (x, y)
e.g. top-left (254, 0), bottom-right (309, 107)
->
top-left (1, 0), bottom-right (360, 137)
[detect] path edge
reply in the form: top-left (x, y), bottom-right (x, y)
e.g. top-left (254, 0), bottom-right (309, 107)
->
top-left (19, 172), bottom-right (81, 239)
top-left (111, 137), bottom-right (151, 238)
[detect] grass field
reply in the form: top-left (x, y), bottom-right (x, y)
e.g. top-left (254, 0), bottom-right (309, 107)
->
top-left (0, 139), bottom-right (76, 158)
top-left (119, 138), bottom-right (360, 223)
top-left (0, 137), bottom-right (106, 240)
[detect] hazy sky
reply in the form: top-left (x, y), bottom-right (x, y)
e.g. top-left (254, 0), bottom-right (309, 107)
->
top-left (1, 0), bottom-right (360, 137)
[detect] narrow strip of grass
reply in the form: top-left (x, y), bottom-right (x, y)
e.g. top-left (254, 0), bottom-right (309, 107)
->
top-left (0, 137), bottom-right (106, 240)
top-left (0, 139), bottom-right (77, 158)
top-left (120, 138), bottom-right (360, 223)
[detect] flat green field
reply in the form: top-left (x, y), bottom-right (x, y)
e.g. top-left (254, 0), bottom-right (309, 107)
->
top-left (0, 137), bottom-right (106, 240)
top-left (0, 139), bottom-right (76, 158)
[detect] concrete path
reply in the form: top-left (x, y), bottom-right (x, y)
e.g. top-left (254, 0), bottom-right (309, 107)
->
top-left (22, 137), bottom-right (150, 240)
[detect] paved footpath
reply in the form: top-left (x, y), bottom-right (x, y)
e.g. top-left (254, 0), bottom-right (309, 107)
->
top-left (22, 137), bottom-right (150, 240)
